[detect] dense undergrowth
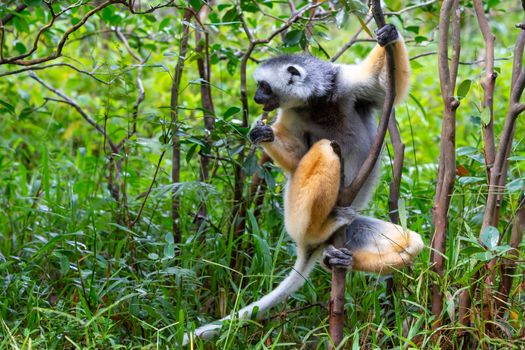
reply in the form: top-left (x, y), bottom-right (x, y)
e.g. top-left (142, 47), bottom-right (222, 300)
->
top-left (0, 1), bottom-right (524, 349)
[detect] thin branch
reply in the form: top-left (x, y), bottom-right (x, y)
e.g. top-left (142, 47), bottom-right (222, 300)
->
top-left (131, 151), bottom-right (166, 227)
top-left (123, 0), bottom-right (179, 14)
top-left (29, 73), bottom-right (117, 153)
top-left (116, 27), bottom-right (142, 62)
top-left (170, 9), bottom-right (192, 244)
top-left (474, 0), bottom-right (498, 204)
top-left (430, 0), bottom-right (460, 329)
top-left (383, 0), bottom-right (437, 15)
top-left (388, 111), bottom-right (405, 224)
top-left (115, 27), bottom-right (147, 149)
top-left (0, 62), bottom-right (110, 84)
top-left (330, 15), bottom-right (373, 63)
top-left (1, 0), bottom-right (119, 66)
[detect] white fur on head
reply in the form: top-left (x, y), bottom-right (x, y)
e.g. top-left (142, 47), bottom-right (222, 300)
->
top-left (253, 55), bottom-right (337, 109)
top-left (253, 64), bottom-right (311, 108)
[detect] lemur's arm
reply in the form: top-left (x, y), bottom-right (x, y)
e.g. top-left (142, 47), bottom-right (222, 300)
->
top-left (337, 24), bottom-right (410, 105)
top-left (249, 116), bottom-right (307, 174)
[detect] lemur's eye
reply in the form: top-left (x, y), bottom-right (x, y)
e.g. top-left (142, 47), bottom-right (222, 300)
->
top-left (258, 81), bottom-right (272, 94)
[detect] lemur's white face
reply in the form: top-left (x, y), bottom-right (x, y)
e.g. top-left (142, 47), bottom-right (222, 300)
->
top-left (253, 63), bottom-right (312, 110)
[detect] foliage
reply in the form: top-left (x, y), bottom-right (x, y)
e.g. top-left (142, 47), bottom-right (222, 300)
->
top-left (0, 0), bottom-right (524, 348)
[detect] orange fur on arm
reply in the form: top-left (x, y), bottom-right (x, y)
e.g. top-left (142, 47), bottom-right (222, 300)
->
top-left (260, 122), bottom-right (306, 174)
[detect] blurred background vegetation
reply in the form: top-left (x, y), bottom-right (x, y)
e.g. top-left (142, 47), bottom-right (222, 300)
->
top-left (0, 0), bottom-right (524, 348)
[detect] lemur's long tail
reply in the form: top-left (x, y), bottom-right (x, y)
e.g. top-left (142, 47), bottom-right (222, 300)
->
top-left (182, 248), bottom-right (320, 345)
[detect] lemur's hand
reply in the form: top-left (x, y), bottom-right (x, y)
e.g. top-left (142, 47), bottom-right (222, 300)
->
top-left (330, 140), bottom-right (342, 159)
top-left (376, 24), bottom-right (398, 47)
top-left (249, 120), bottom-right (274, 144)
top-left (322, 245), bottom-right (353, 270)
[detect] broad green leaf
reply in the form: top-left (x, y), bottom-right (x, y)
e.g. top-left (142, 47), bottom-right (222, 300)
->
top-left (480, 107), bottom-right (491, 126)
top-left (480, 226), bottom-right (499, 250)
top-left (284, 30), bottom-right (304, 47)
top-left (457, 79), bottom-right (472, 100)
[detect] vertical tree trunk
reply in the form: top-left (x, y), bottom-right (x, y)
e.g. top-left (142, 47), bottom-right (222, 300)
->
top-left (195, 5), bottom-right (215, 226)
top-left (170, 9), bottom-right (192, 244)
top-left (431, 0), bottom-right (460, 327)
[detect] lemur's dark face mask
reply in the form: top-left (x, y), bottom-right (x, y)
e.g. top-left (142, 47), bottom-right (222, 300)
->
top-left (254, 81), bottom-right (279, 111)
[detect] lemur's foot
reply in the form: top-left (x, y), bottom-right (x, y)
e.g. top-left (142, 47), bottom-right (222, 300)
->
top-left (330, 140), bottom-right (342, 159)
top-left (322, 245), bottom-right (353, 270)
top-left (376, 24), bottom-right (398, 47)
top-left (249, 120), bottom-right (274, 144)
top-left (332, 206), bottom-right (357, 223)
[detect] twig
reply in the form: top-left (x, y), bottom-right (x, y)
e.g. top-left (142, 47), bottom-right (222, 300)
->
top-left (388, 111), bottom-right (405, 224)
top-left (383, 0), bottom-right (437, 15)
top-left (29, 73), bottom-right (117, 153)
top-left (330, 15), bottom-right (373, 62)
top-left (123, 0), bottom-right (179, 14)
top-left (1, 1), bottom-right (119, 66)
top-left (0, 62), bottom-right (111, 84)
top-left (115, 27), bottom-right (147, 148)
top-left (131, 151), bottom-right (166, 227)
top-left (170, 9), bottom-right (192, 244)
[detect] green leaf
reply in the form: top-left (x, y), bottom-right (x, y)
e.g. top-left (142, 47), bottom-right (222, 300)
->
top-left (457, 79), bottom-right (472, 100)
top-left (14, 42), bottom-right (26, 54)
top-left (480, 107), bottom-right (491, 126)
top-left (224, 106), bottom-right (240, 118)
top-left (164, 243), bottom-right (175, 259)
top-left (148, 253), bottom-right (159, 260)
top-left (357, 16), bottom-right (373, 37)
top-left (480, 226), bottom-right (499, 250)
top-left (283, 30), bottom-right (304, 47)
top-left (0, 99), bottom-right (15, 116)
top-left (222, 8), bottom-right (239, 22)
top-left (165, 232), bottom-right (174, 244)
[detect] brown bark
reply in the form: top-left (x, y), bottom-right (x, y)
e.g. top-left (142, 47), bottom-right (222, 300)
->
top-left (388, 111), bottom-right (405, 224)
top-left (431, 0), bottom-right (460, 328)
top-left (194, 4), bottom-right (215, 225)
top-left (473, 0), bottom-right (497, 181)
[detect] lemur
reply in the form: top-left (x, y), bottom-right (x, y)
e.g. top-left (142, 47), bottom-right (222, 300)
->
top-left (183, 24), bottom-right (424, 345)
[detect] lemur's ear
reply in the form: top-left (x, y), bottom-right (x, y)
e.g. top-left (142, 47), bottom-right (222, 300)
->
top-left (287, 66), bottom-right (301, 76)
top-left (286, 65), bottom-right (306, 84)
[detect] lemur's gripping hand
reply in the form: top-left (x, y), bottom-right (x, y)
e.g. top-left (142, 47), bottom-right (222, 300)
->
top-left (330, 141), bottom-right (342, 159)
top-left (322, 245), bottom-right (353, 270)
top-left (249, 120), bottom-right (274, 144)
top-left (376, 24), bottom-right (398, 47)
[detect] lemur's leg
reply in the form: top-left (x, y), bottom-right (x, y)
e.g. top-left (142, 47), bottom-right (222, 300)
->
top-left (322, 216), bottom-right (424, 273)
top-left (249, 120), bottom-right (306, 174)
top-left (360, 24), bottom-right (411, 104)
top-left (285, 140), bottom-right (354, 246)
